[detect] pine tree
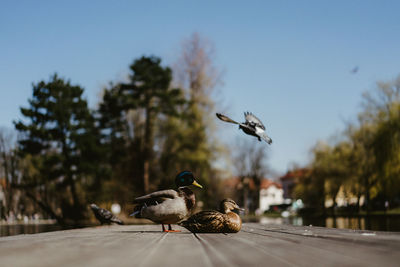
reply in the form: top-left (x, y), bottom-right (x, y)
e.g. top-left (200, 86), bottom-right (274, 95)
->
top-left (99, 56), bottom-right (184, 195)
top-left (159, 33), bottom-right (225, 208)
top-left (15, 74), bottom-right (103, 224)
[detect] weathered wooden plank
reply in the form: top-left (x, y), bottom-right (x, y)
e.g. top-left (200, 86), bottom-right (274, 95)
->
top-left (195, 232), bottom-right (295, 266)
top-left (242, 223), bottom-right (400, 267)
top-left (0, 224), bottom-right (399, 267)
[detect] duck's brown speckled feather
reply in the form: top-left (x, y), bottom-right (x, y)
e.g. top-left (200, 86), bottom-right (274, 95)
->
top-left (180, 210), bottom-right (242, 233)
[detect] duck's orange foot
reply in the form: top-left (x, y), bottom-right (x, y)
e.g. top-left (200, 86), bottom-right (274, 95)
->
top-left (161, 224), bottom-right (181, 232)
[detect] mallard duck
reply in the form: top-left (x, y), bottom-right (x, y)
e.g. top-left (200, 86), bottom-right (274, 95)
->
top-left (216, 111), bottom-right (272, 144)
top-left (179, 199), bottom-right (243, 233)
top-left (130, 171), bottom-right (202, 232)
top-left (90, 204), bottom-right (124, 225)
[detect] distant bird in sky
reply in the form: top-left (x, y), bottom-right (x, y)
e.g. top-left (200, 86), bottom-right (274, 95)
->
top-left (350, 66), bottom-right (359, 74)
top-left (216, 111), bottom-right (272, 144)
top-left (90, 204), bottom-right (124, 225)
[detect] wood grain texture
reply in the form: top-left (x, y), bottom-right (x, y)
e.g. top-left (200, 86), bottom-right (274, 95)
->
top-left (0, 223), bottom-right (399, 267)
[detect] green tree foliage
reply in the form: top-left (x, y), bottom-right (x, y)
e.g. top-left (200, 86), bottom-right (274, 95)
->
top-left (346, 124), bottom-right (378, 212)
top-left (99, 56), bottom-right (185, 197)
top-left (295, 74), bottom-right (400, 212)
top-left (233, 139), bottom-right (270, 213)
top-left (366, 77), bottom-right (400, 203)
top-left (97, 83), bottom-right (134, 203)
top-left (12, 38), bottom-right (225, 222)
top-left (373, 105), bottom-right (400, 200)
top-left (14, 74), bottom-right (103, 224)
top-left (0, 128), bottom-right (20, 219)
top-left (293, 143), bottom-right (326, 213)
top-left (158, 33), bottom-right (224, 208)
top-left (122, 56), bottom-right (184, 194)
top-left (296, 141), bottom-right (353, 213)
top-left (293, 168), bottom-right (323, 213)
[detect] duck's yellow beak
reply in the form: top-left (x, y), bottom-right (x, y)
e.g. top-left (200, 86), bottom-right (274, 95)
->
top-left (192, 180), bottom-right (203, 188)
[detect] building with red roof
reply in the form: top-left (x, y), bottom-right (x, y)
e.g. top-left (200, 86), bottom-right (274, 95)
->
top-left (222, 177), bottom-right (284, 213)
top-left (279, 168), bottom-right (309, 199)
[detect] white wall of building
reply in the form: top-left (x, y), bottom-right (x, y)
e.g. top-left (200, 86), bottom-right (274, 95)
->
top-left (259, 185), bottom-right (284, 212)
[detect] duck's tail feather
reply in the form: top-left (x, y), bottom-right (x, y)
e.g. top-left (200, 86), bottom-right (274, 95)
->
top-left (130, 205), bottom-right (143, 218)
top-left (129, 211), bottom-right (140, 217)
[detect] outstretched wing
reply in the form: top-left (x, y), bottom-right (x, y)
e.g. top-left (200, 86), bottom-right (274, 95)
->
top-left (134, 189), bottom-right (179, 203)
top-left (244, 112), bottom-right (265, 130)
top-left (255, 127), bottom-right (272, 144)
top-left (216, 113), bottom-right (239, 124)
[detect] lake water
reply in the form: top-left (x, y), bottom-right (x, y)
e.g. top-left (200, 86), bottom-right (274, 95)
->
top-left (258, 215), bottom-right (400, 232)
top-left (0, 224), bottom-right (79, 237)
top-left (1, 215), bottom-right (399, 237)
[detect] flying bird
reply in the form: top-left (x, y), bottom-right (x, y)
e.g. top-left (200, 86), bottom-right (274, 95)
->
top-left (216, 111), bottom-right (272, 144)
top-left (90, 204), bottom-right (124, 225)
top-left (350, 66), bottom-right (359, 74)
top-left (130, 171), bottom-right (203, 232)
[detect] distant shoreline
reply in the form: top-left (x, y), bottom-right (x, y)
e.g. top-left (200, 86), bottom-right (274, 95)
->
top-left (0, 219), bottom-right (57, 226)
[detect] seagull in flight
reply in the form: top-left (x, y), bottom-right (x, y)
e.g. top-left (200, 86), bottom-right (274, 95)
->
top-left (216, 111), bottom-right (272, 144)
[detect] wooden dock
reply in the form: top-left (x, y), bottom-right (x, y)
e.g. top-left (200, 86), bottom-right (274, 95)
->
top-left (0, 223), bottom-right (399, 267)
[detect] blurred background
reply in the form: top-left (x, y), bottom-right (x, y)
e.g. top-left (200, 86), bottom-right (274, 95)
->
top-left (1, 1), bottom-right (400, 236)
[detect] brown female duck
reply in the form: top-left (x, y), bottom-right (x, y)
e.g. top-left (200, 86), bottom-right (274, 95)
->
top-left (179, 199), bottom-right (243, 233)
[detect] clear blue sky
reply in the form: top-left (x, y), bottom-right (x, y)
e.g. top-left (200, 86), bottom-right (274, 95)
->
top-left (1, 1), bottom-right (400, 175)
